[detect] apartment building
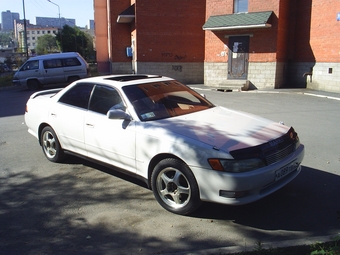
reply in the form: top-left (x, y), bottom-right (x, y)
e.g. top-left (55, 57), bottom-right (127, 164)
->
top-left (15, 21), bottom-right (58, 53)
top-left (26, 27), bottom-right (59, 51)
top-left (1, 10), bottom-right (19, 31)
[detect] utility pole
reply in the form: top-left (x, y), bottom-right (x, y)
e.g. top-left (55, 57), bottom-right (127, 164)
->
top-left (22, 0), bottom-right (29, 59)
top-left (47, 0), bottom-right (61, 28)
top-left (47, 0), bottom-right (62, 51)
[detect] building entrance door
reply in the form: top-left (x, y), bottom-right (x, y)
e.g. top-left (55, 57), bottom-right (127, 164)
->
top-left (228, 36), bottom-right (249, 80)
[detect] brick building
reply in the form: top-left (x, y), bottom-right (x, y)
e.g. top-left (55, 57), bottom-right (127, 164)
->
top-left (94, 0), bottom-right (205, 83)
top-left (94, 0), bottom-right (340, 92)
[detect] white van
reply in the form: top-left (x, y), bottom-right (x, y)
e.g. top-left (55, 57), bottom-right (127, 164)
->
top-left (13, 52), bottom-right (89, 90)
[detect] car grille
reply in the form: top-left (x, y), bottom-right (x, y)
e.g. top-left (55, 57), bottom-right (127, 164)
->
top-left (230, 127), bottom-right (299, 166)
top-left (264, 143), bottom-right (295, 165)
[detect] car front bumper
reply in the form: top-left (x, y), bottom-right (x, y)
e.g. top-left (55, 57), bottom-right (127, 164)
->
top-left (191, 144), bottom-right (305, 205)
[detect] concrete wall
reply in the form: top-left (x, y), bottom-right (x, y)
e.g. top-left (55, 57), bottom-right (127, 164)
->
top-left (204, 62), bottom-right (228, 87)
top-left (309, 63), bottom-right (340, 92)
top-left (204, 62), bottom-right (284, 89)
top-left (111, 62), bottom-right (133, 74)
top-left (289, 62), bottom-right (340, 92)
top-left (248, 62), bottom-right (277, 89)
top-left (135, 62), bottom-right (204, 84)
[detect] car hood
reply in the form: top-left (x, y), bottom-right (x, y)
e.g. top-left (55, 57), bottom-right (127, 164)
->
top-left (154, 106), bottom-right (290, 152)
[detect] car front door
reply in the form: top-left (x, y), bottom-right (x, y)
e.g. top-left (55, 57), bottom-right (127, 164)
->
top-left (18, 60), bottom-right (42, 84)
top-left (84, 85), bottom-right (136, 173)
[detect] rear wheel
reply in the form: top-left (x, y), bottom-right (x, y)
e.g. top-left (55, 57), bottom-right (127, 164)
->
top-left (41, 126), bottom-right (65, 163)
top-left (151, 158), bottom-right (201, 215)
top-left (67, 76), bottom-right (79, 84)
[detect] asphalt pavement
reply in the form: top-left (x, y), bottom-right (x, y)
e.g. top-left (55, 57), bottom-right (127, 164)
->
top-left (0, 84), bottom-right (339, 255)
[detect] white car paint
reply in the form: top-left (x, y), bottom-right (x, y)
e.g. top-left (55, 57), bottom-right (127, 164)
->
top-left (24, 75), bottom-right (305, 214)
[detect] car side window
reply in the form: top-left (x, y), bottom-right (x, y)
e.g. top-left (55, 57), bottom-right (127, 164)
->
top-left (63, 57), bottom-right (81, 67)
top-left (22, 60), bottom-right (39, 71)
top-left (58, 83), bottom-right (94, 109)
top-left (43, 59), bottom-right (63, 69)
top-left (89, 85), bottom-right (124, 115)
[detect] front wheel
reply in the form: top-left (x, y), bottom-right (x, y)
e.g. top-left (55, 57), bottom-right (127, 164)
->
top-left (27, 80), bottom-right (41, 90)
top-left (151, 158), bottom-right (201, 215)
top-left (41, 126), bottom-right (65, 163)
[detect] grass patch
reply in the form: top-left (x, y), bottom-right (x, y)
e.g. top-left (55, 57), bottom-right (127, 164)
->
top-left (0, 73), bottom-right (14, 88)
top-left (229, 238), bottom-right (340, 255)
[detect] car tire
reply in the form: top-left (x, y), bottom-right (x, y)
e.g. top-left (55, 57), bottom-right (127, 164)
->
top-left (27, 80), bottom-right (41, 90)
top-left (151, 158), bottom-right (202, 215)
top-left (67, 76), bottom-right (79, 84)
top-left (41, 126), bottom-right (65, 163)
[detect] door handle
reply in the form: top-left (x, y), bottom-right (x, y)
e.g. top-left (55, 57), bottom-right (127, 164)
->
top-left (86, 123), bottom-right (94, 128)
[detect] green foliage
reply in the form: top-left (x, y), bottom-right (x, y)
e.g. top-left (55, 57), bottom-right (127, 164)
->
top-left (36, 34), bottom-right (59, 55)
top-left (0, 32), bottom-right (13, 47)
top-left (55, 25), bottom-right (95, 61)
top-left (0, 73), bottom-right (14, 88)
top-left (311, 236), bottom-right (340, 255)
top-left (220, 237), bottom-right (340, 255)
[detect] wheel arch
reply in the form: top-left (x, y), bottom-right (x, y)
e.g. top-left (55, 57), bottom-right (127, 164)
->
top-left (147, 153), bottom-right (187, 189)
top-left (27, 78), bottom-right (42, 89)
top-left (67, 76), bottom-right (80, 83)
top-left (27, 78), bottom-right (41, 84)
top-left (38, 123), bottom-right (54, 145)
top-left (38, 122), bottom-right (63, 148)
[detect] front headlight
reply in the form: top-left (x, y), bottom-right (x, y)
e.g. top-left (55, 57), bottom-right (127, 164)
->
top-left (208, 158), bottom-right (266, 173)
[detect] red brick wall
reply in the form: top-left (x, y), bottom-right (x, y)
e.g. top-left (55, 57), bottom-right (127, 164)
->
top-left (204, 0), bottom-right (284, 63)
top-left (293, 0), bottom-right (340, 62)
top-left (135, 0), bottom-right (206, 62)
top-left (109, 0), bottom-right (133, 62)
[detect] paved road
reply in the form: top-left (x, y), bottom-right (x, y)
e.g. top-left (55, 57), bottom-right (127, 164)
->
top-left (0, 84), bottom-right (339, 255)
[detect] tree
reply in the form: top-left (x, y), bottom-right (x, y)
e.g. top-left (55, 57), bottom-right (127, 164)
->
top-left (0, 32), bottom-right (14, 48)
top-left (36, 34), bottom-right (59, 55)
top-left (55, 25), bottom-right (95, 61)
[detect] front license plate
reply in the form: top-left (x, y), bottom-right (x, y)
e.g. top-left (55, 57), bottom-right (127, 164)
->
top-left (275, 161), bottom-right (299, 181)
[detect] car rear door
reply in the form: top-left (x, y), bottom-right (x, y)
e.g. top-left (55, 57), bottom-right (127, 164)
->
top-left (49, 83), bottom-right (94, 156)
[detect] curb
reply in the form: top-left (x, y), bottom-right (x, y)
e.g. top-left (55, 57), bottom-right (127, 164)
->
top-left (171, 235), bottom-right (338, 255)
top-left (189, 85), bottom-right (340, 101)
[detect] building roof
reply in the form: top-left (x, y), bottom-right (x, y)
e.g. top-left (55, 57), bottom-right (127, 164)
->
top-left (117, 4), bottom-right (135, 23)
top-left (203, 11), bottom-right (273, 31)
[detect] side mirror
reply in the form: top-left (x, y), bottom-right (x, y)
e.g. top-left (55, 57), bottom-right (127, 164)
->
top-left (107, 109), bottom-right (131, 120)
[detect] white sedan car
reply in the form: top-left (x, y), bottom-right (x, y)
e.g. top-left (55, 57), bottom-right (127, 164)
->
top-left (25, 74), bottom-right (304, 215)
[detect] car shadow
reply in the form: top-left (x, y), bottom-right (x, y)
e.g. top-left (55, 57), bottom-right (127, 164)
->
top-left (61, 155), bottom-right (340, 236)
top-left (192, 165), bottom-right (340, 234)
top-left (62, 154), bottom-right (149, 189)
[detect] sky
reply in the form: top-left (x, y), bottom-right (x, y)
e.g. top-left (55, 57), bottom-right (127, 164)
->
top-left (1, 0), bottom-right (94, 27)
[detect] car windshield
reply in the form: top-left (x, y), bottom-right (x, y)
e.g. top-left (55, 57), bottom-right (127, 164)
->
top-left (122, 80), bottom-right (215, 121)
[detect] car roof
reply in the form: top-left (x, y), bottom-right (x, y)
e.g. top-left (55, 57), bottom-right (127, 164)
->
top-left (28, 52), bottom-right (80, 61)
top-left (79, 74), bottom-right (175, 88)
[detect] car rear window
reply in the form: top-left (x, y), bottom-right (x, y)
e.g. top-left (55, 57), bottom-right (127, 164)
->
top-left (58, 83), bottom-right (94, 109)
top-left (64, 58), bottom-right (81, 67)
